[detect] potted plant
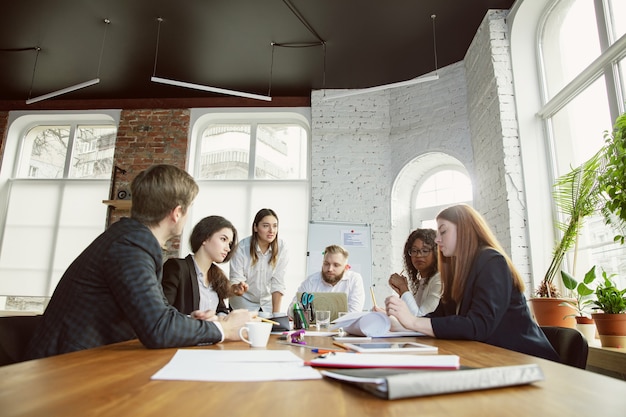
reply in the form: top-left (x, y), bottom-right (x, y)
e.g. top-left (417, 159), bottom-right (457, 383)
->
top-left (591, 271), bottom-right (626, 347)
top-left (560, 266), bottom-right (597, 340)
top-left (531, 111), bottom-right (626, 328)
top-left (529, 149), bottom-right (605, 328)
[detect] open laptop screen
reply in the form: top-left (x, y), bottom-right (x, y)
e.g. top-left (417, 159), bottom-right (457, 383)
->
top-left (296, 292), bottom-right (348, 322)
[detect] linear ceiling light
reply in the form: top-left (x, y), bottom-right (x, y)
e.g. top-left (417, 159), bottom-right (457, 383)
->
top-left (26, 78), bottom-right (101, 104)
top-left (321, 73), bottom-right (439, 100)
top-left (322, 14), bottom-right (440, 101)
top-left (151, 76), bottom-right (272, 101)
top-left (26, 19), bottom-right (110, 104)
top-left (151, 17), bottom-right (272, 102)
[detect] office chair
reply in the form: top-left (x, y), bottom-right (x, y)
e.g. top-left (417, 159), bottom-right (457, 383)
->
top-left (0, 315), bottom-right (42, 366)
top-left (540, 325), bottom-right (589, 369)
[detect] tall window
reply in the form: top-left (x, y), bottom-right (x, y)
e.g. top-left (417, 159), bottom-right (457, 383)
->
top-left (186, 109), bottom-right (310, 311)
top-left (538, 0), bottom-right (626, 287)
top-left (413, 169), bottom-right (473, 230)
top-left (0, 112), bottom-right (119, 313)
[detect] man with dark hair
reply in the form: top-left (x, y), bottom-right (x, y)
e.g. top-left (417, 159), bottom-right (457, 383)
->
top-left (26, 164), bottom-right (254, 360)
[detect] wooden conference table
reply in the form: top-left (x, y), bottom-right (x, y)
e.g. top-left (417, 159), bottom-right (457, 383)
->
top-left (1, 333), bottom-right (625, 417)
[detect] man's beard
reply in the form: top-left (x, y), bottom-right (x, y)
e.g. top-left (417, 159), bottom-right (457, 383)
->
top-left (322, 269), bottom-right (344, 285)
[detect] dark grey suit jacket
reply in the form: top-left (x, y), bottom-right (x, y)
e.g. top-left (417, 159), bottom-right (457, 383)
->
top-left (25, 218), bottom-right (223, 360)
top-left (429, 248), bottom-right (560, 362)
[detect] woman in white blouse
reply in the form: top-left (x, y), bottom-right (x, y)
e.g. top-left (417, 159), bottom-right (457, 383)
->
top-left (229, 208), bottom-right (289, 314)
top-left (388, 228), bottom-right (441, 316)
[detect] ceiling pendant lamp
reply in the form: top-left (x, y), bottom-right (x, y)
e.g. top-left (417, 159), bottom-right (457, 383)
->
top-left (150, 17), bottom-right (272, 102)
top-left (26, 19), bottom-right (110, 104)
top-left (323, 14), bottom-right (440, 101)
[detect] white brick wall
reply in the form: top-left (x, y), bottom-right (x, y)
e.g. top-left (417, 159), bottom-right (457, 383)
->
top-left (464, 10), bottom-right (531, 285)
top-left (310, 9), bottom-right (531, 299)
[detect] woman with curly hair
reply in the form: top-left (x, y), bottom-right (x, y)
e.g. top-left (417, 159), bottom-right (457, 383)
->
top-left (388, 228), bottom-right (441, 316)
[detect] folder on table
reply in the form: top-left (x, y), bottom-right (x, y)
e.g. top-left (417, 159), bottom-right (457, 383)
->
top-left (319, 364), bottom-right (545, 400)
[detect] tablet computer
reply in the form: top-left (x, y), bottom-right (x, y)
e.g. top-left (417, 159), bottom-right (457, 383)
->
top-left (342, 341), bottom-right (438, 353)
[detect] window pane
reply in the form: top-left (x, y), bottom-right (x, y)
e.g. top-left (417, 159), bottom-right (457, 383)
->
top-left (607, 0), bottom-right (626, 41)
top-left (19, 126), bottom-right (70, 179)
top-left (551, 82), bottom-right (626, 291)
top-left (255, 124), bottom-right (308, 180)
top-left (617, 58), bottom-right (626, 104)
top-left (415, 170), bottom-right (472, 208)
top-left (198, 124), bottom-right (251, 179)
top-left (0, 179), bottom-right (108, 297)
top-left (551, 77), bottom-right (612, 175)
top-left (541, 0), bottom-right (601, 100)
top-left (68, 125), bottom-right (116, 179)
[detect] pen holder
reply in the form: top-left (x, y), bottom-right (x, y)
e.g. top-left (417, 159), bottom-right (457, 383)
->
top-left (293, 303), bottom-right (309, 330)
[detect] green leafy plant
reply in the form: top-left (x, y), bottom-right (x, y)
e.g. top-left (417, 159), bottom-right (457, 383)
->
top-left (559, 265), bottom-right (597, 318)
top-left (592, 271), bottom-right (626, 314)
top-left (537, 150), bottom-right (605, 297)
top-left (598, 112), bottom-right (626, 244)
top-left (537, 111), bottom-right (626, 298)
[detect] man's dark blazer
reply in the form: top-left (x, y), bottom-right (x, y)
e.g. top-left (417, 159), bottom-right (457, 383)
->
top-left (428, 248), bottom-right (560, 362)
top-left (25, 218), bottom-right (223, 360)
top-left (162, 255), bottom-right (229, 315)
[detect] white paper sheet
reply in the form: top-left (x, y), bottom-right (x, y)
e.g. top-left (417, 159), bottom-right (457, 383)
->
top-left (151, 350), bottom-right (322, 382)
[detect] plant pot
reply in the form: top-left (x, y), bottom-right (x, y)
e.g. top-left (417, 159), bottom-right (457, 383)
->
top-left (591, 313), bottom-right (626, 348)
top-left (529, 298), bottom-right (576, 328)
top-left (574, 316), bottom-right (597, 341)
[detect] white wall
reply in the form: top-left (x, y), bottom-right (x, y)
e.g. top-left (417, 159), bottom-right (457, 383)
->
top-left (310, 9), bottom-right (534, 302)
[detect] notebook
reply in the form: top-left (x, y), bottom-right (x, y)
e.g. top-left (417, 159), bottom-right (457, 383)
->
top-left (296, 292), bottom-right (348, 322)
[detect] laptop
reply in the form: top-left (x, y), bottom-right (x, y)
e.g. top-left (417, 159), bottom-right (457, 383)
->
top-left (296, 292), bottom-right (348, 322)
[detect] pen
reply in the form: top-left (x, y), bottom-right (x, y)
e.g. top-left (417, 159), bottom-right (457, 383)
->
top-left (276, 341), bottom-right (333, 350)
top-left (370, 287), bottom-right (378, 308)
top-left (311, 348), bottom-right (344, 354)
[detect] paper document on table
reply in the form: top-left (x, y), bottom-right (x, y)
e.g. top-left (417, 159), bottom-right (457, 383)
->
top-left (151, 350), bottom-right (322, 382)
top-left (331, 311), bottom-right (423, 337)
top-left (307, 352), bottom-right (460, 369)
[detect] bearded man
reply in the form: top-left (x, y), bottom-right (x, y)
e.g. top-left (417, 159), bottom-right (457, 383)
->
top-left (290, 245), bottom-right (365, 313)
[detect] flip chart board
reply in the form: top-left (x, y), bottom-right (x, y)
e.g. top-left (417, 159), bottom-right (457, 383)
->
top-left (306, 221), bottom-right (372, 311)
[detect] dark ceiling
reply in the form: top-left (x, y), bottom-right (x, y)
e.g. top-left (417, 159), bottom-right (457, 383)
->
top-left (0, 0), bottom-right (515, 104)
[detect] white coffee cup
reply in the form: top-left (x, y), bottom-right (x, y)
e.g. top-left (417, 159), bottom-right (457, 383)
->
top-left (239, 322), bottom-right (273, 348)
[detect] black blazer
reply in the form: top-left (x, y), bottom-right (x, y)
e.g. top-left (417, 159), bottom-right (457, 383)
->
top-left (428, 248), bottom-right (560, 362)
top-left (162, 255), bottom-right (230, 316)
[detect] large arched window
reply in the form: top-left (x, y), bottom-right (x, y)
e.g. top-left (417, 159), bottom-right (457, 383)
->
top-left (0, 111), bottom-right (120, 313)
top-left (511, 0), bottom-right (626, 289)
top-left (413, 169), bottom-right (473, 230)
top-left (186, 108), bottom-right (311, 310)
top-left (391, 152), bottom-right (472, 273)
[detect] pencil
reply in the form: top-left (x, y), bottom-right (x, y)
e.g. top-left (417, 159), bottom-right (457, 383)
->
top-left (258, 317), bottom-right (281, 326)
top-left (370, 287), bottom-right (378, 308)
top-left (332, 341), bottom-right (351, 350)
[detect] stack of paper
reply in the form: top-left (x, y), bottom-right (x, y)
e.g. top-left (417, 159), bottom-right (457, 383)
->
top-left (151, 350), bottom-right (321, 382)
top-left (331, 311), bottom-right (423, 337)
top-left (306, 352), bottom-right (460, 369)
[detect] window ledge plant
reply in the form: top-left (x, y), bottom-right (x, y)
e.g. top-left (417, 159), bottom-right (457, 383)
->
top-left (590, 271), bottom-right (626, 348)
top-left (560, 265), bottom-right (597, 319)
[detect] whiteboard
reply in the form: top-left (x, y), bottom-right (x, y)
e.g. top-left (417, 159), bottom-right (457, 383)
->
top-left (306, 221), bottom-right (372, 311)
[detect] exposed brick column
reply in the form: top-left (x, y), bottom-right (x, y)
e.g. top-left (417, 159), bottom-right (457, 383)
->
top-left (109, 108), bottom-right (191, 257)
